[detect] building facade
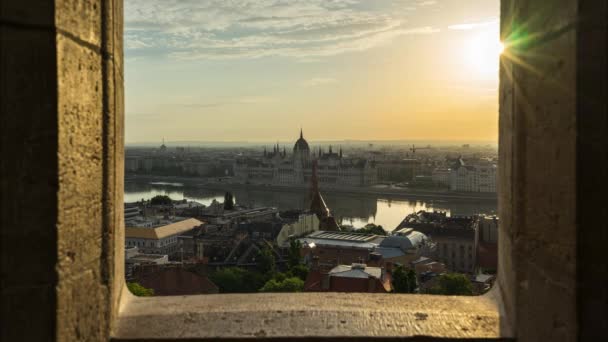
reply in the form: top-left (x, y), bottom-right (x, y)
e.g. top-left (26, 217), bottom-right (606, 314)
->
top-left (396, 211), bottom-right (477, 274)
top-left (448, 158), bottom-right (497, 193)
top-left (125, 218), bottom-right (204, 257)
top-left (234, 130), bottom-right (377, 187)
top-left (276, 212), bottom-right (320, 247)
top-left (431, 168), bottom-right (451, 187)
top-left (304, 263), bottom-right (392, 293)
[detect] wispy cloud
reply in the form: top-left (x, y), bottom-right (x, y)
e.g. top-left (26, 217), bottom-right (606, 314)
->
top-left (125, 0), bottom-right (440, 60)
top-left (301, 77), bottom-right (338, 87)
top-left (166, 96), bottom-right (278, 109)
top-left (448, 18), bottom-right (499, 31)
top-left (417, 0), bottom-right (437, 7)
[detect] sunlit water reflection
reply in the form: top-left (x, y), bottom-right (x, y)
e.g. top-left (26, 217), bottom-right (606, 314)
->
top-left (124, 181), bottom-right (497, 231)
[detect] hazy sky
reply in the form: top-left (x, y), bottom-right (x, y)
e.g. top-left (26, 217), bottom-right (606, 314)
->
top-left (125, 0), bottom-right (500, 144)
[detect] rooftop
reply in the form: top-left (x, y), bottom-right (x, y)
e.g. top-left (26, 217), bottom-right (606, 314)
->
top-left (307, 230), bottom-right (377, 242)
top-left (125, 218), bottom-right (203, 240)
top-left (329, 264), bottom-right (383, 279)
top-left (299, 230), bottom-right (428, 252)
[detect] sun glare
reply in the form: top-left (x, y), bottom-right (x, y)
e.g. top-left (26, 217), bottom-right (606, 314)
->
top-left (464, 29), bottom-right (502, 77)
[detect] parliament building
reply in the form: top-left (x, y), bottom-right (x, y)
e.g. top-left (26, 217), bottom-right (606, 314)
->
top-left (234, 130), bottom-right (377, 187)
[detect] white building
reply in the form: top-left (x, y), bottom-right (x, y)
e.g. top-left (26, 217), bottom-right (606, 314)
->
top-left (431, 168), bottom-right (451, 186)
top-left (125, 218), bottom-right (203, 257)
top-left (276, 213), bottom-right (320, 247)
top-left (449, 159), bottom-right (497, 193)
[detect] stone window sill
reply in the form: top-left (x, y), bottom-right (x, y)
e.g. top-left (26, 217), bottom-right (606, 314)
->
top-left (112, 286), bottom-right (510, 340)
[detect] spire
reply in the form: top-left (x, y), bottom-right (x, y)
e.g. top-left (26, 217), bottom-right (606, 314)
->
top-left (311, 159), bottom-right (319, 194)
top-left (309, 160), bottom-right (339, 231)
top-left (300, 127), bottom-right (303, 139)
top-left (309, 160), bottom-right (328, 218)
top-left (339, 146), bottom-right (343, 158)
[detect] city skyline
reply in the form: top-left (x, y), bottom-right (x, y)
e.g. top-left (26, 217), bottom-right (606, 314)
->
top-left (125, 0), bottom-right (501, 144)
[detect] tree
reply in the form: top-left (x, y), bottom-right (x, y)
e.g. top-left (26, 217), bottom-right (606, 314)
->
top-left (392, 265), bottom-right (417, 293)
top-left (286, 264), bottom-right (309, 281)
top-left (427, 273), bottom-right (474, 296)
top-left (356, 223), bottom-right (387, 236)
top-left (287, 239), bottom-right (302, 268)
top-left (127, 282), bottom-right (154, 296)
top-left (150, 195), bottom-right (172, 206)
top-left (209, 267), bottom-right (266, 293)
top-left (259, 277), bottom-right (304, 292)
top-left (223, 192), bottom-right (235, 210)
top-left (256, 247), bottom-right (276, 275)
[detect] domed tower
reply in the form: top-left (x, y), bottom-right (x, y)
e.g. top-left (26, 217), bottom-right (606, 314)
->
top-left (293, 128), bottom-right (311, 166)
top-left (293, 128), bottom-right (311, 184)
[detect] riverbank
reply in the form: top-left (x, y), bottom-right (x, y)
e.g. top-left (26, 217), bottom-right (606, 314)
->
top-left (125, 174), bottom-right (497, 202)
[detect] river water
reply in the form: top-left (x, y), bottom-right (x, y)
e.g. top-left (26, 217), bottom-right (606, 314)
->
top-left (124, 181), bottom-right (497, 231)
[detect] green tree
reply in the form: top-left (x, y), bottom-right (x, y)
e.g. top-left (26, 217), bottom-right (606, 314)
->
top-left (286, 264), bottom-right (309, 281)
top-left (356, 223), bottom-right (387, 236)
top-left (259, 277), bottom-right (304, 292)
top-left (209, 267), bottom-right (266, 293)
top-left (428, 273), bottom-right (474, 296)
top-left (223, 192), bottom-right (235, 210)
top-left (287, 239), bottom-right (302, 268)
top-left (392, 265), bottom-right (417, 293)
top-left (256, 247), bottom-right (276, 275)
top-left (150, 195), bottom-right (172, 206)
top-left (127, 282), bottom-right (154, 296)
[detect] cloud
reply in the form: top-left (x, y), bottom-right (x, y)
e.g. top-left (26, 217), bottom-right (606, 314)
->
top-left (124, 0), bottom-right (440, 60)
top-left (448, 18), bottom-right (499, 31)
top-left (301, 77), bottom-right (338, 87)
top-left (165, 96), bottom-right (278, 109)
top-left (417, 0), bottom-right (437, 6)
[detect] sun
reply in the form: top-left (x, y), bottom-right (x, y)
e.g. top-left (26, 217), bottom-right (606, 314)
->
top-left (464, 29), bottom-right (503, 77)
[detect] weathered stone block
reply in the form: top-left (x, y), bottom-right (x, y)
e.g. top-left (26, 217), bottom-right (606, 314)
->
top-left (55, 0), bottom-right (103, 48)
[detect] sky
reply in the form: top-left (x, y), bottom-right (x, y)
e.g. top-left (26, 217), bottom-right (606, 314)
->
top-left (125, 0), bottom-right (501, 144)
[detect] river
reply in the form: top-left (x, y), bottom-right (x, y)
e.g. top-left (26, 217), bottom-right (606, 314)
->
top-left (124, 181), bottom-right (497, 231)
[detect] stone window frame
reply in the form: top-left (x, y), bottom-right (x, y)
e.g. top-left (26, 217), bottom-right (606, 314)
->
top-left (109, 2), bottom-right (504, 339)
top-left (2, 0), bottom-right (605, 341)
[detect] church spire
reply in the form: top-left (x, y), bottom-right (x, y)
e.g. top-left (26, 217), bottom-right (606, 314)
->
top-left (309, 160), bottom-right (339, 231)
top-left (309, 160), bottom-right (328, 217)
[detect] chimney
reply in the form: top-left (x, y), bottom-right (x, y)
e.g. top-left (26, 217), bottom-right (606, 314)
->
top-left (311, 255), bottom-right (320, 271)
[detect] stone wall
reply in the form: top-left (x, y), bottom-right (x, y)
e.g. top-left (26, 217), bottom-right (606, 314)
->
top-left (499, 0), bottom-right (607, 340)
top-left (1, 0), bottom-right (606, 341)
top-left (1, 0), bottom-right (124, 341)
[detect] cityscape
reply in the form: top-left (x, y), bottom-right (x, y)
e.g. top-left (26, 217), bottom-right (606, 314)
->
top-left (5, 0), bottom-right (606, 340)
top-left (124, 132), bottom-right (498, 296)
top-left (122, 0), bottom-right (500, 297)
